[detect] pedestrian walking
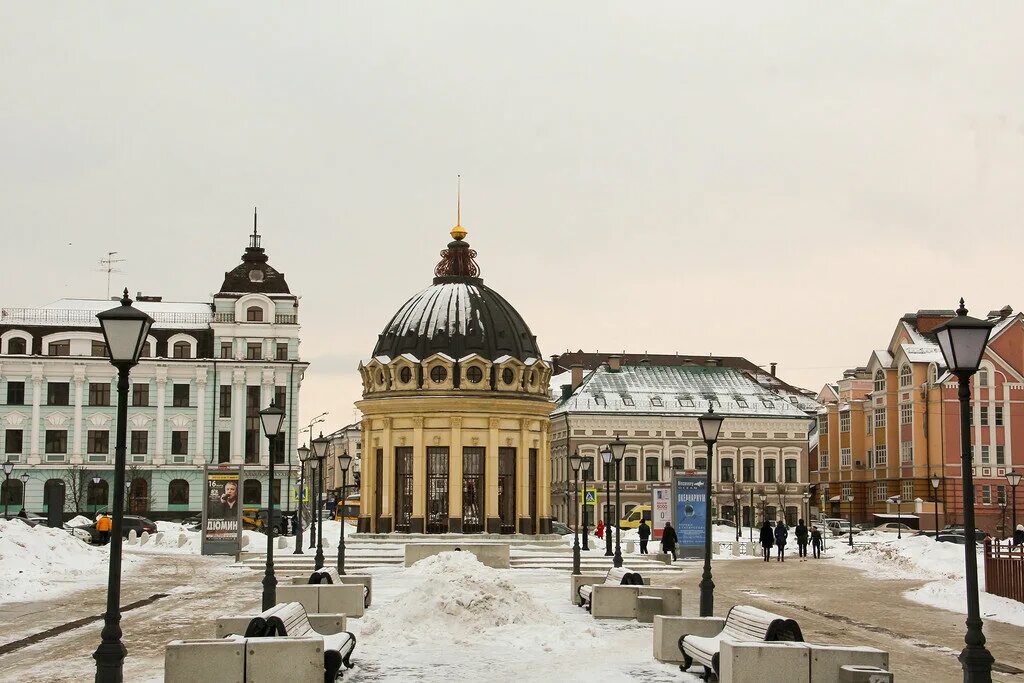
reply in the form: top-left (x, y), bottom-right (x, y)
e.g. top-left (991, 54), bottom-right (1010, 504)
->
top-left (811, 525), bottom-right (823, 559)
top-left (759, 520), bottom-right (774, 562)
top-left (661, 522), bottom-right (678, 561)
top-left (774, 520), bottom-right (788, 562)
top-left (1014, 524), bottom-right (1024, 547)
top-left (596, 519), bottom-right (605, 540)
top-left (638, 519), bottom-right (651, 554)
top-left (795, 518), bottom-right (809, 561)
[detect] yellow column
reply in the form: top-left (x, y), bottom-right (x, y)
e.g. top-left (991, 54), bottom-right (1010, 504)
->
top-left (449, 417), bottom-right (463, 526)
top-left (540, 421), bottom-right (552, 518)
top-left (412, 417), bottom-right (425, 528)
top-left (486, 417), bottom-right (500, 523)
top-left (518, 420), bottom-right (531, 531)
top-left (381, 417), bottom-right (392, 517)
top-left (359, 420), bottom-right (371, 520)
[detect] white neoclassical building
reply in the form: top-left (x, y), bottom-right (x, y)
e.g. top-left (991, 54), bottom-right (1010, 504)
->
top-left (0, 227), bottom-right (307, 519)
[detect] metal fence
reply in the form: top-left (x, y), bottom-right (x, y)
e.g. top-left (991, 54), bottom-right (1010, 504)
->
top-left (984, 539), bottom-right (1024, 603)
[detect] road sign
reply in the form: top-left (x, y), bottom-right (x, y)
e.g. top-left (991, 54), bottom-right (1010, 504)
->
top-left (582, 488), bottom-right (597, 506)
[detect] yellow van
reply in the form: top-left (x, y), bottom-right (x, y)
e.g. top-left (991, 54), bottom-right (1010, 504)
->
top-left (619, 504), bottom-right (652, 529)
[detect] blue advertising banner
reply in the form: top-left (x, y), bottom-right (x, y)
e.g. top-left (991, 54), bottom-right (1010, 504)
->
top-left (674, 475), bottom-right (707, 559)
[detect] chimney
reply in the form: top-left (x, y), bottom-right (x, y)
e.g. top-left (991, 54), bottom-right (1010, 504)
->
top-left (550, 354), bottom-right (560, 374)
top-left (705, 358), bottom-right (719, 367)
top-left (770, 362), bottom-right (777, 377)
top-left (608, 355), bottom-right (622, 372)
top-left (570, 364), bottom-right (584, 390)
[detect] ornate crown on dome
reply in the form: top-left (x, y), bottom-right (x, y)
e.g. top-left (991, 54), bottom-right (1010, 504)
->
top-left (434, 224), bottom-right (480, 280)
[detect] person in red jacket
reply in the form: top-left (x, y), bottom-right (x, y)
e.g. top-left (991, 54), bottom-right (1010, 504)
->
top-left (595, 519), bottom-right (605, 539)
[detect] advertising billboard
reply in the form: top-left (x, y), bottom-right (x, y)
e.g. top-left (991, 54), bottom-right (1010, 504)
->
top-left (673, 474), bottom-right (706, 559)
top-left (201, 466), bottom-right (243, 555)
top-left (651, 486), bottom-right (671, 539)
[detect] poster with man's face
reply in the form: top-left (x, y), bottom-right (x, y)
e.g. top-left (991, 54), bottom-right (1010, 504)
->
top-left (202, 468), bottom-right (242, 553)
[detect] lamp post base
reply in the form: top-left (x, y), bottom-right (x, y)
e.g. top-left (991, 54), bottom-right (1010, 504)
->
top-left (699, 575), bottom-right (715, 617)
top-left (261, 568), bottom-right (278, 611)
top-left (959, 644), bottom-right (995, 682)
top-left (613, 549), bottom-right (622, 568)
top-left (572, 539), bottom-right (581, 575)
top-left (93, 639), bottom-right (127, 683)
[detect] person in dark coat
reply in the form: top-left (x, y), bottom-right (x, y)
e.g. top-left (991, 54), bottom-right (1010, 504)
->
top-left (1014, 524), bottom-right (1024, 547)
top-left (774, 521), bottom-right (789, 561)
top-left (637, 519), bottom-right (651, 554)
top-left (810, 525), bottom-right (823, 559)
top-left (795, 518), bottom-right (809, 561)
top-left (759, 520), bottom-right (774, 562)
top-left (661, 522), bottom-right (678, 560)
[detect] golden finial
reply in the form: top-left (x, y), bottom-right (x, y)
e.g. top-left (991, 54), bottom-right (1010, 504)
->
top-left (450, 174), bottom-right (467, 240)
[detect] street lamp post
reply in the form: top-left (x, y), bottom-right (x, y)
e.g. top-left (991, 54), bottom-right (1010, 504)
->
top-left (846, 495), bottom-right (854, 547)
top-left (733, 479), bottom-right (741, 542)
top-left (930, 475), bottom-right (941, 541)
top-left (698, 406), bottom-right (724, 617)
top-left (581, 455), bottom-right (590, 551)
top-left (601, 446), bottom-right (613, 557)
top-left (258, 401), bottom-right (285, 610)
top-left (610, 436), bottom-right (626, 568)
top-left (2, 460), bottom-right (13, 519)
top-left (759, 493), bottom-right (767, 523)
top-left (311, 432), bottom-right (330, 570)
top-left (337, 451), bottom-right (352, 574)
top-left (308, 456), bottom-right (317, 549)
top-left (749, 489), bottom-right (755, 544)
top-left (934, 298), bottom-right (996, 681)
top-left (93, 290), bottom-right (153, 683)
top-left (802, 492), bottom-right (811, 528)
top-left (91, 476), bottom-right (102, 515)
top-left (19, 473), bottom-right (29, 514)
top-left (1006, 471), bottom-right (1021, 540)
top-left (894, 496), bottom-right (903, 539)
top-left (570, 450), bottom-right (582, 575)
top-left (295, 444), bottom-right (310, 554)
top-left (998, 501), bottom-right (1007, 540)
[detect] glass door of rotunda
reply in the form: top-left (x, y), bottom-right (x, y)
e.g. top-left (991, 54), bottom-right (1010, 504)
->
top-left (462, 447), bottom-right (485, 533)
top-left (498, 447), bottom-right (517, 534)
top-left (426, 447), bottom-right (450, 533)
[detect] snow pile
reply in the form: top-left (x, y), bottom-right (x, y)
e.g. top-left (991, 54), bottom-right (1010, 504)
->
top-left (0, 519), bottom-right (139, 604)
top-left (360, 551), bottom-right (564, 645)
top-left (831, 535), bottom-right (966, 580)
top-left (66, 514), bottom-right (94, 527)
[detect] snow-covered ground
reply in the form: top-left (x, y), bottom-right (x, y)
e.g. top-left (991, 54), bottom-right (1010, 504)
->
top-left (0, 518), bottom-right (142, 604)
top-left (825, 531), bottom-right (1024, 627)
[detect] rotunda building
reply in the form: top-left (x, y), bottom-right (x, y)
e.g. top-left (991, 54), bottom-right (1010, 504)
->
top-left (356, 221), bottom-right (552, 535)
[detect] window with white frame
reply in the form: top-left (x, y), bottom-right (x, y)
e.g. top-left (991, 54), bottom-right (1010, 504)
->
top-left (980, 406), bottom-right (989, 426)
top-left (875, 444), bottom-right (888, 466)
top-left (981, 485), bottom-right (991, 504)
top-left (842, 484), bottom-right (853, 500)
top-left (875, 410), bottom-right (886, 429)
top-left (899, 365), bottom-right (912, 388)
top-left (840, 412), bottom-right (851, 432)
top-left (840, 448), bottom-right (852, 467)
top-left (980, 445), bottom-right (990, 464)
top-left (996, 406), bottom-right (1004, 426)
top-left (866, 412), bottom-right (873, 434)
top-left (866, 448), bottom-right (874, 468)
top-left (902, 480), bottom-right (914, 500)
top-left (996, 445), bottom-right (1005, 465)
top-left (819, 453), bottom-right (828, 470)
top-left (978, 368), bottom-right (989, 388)
top-left (900, 403), bottom-right (912, 424)
top-left (874, 370), bottom-right (885, 392)
top-left (818, 416), bottom-right (828, 435)
top-left (900, 441), bottom-right (913, 464)
top-left (875, 482), bottom-right (888, 500)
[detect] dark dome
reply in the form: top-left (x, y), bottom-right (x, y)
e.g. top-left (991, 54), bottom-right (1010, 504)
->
top-left (372, 228), bottom-right (541, 361)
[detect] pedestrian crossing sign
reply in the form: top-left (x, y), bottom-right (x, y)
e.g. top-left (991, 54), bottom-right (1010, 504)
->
top-left (582, 488), bottom-right (597, 506)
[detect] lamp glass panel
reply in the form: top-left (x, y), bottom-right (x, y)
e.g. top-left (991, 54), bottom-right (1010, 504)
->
top-left (311, 437), bottom-right (329, 459)
top-left (338, 454), bottom-right (352, 472)
top-left (569, 453), bottom-right (582, 471)
top-left (1007, 471), bottom-right (1022, 487)
top-left (610, 439), bottom-right (626, 462)
top-left (3, 461), bottom-right (13, 475)
top-left (259, 407), bottom-right (285, 437)
top-left (699, 413), bottom-right (724, 443)
top-left (298, 445), bottom-right (310, 462)
top-left (601, 447), bottom-right (612, 464)
top-left (100, 319), bottom-right (149, 362)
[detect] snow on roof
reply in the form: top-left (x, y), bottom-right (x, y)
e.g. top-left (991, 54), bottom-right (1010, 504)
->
top-left (2, 298), bottom-right (213, 330)
top-left (549, 370), bottom-right (573, 400)
top-left (871, 349), bottom-right (893, 368)
top-left (990, 313), bottom-right (1019, 340)
top-left (900, 342), bottom-right (944, 365)
top-left (400, 353), bottom-right (421, 363)
top-left (552, 364), bottom-right (811, 419)
top-left (384, 282), bottom-right (482, 340)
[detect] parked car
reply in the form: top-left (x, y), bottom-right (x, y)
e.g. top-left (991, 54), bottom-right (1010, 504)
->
top-left (181, 514), bottom-right (202, 531)
top-left (11, 512), bottom-right (47, 527)
top-left (826, 520), bottom-right (863, 537)
top-left (74, 515), bottom-right (157, 544)
top-left (551, 520), bottom-right (572, 535)
top-left (619, 505), bottom-right (652, 529)
top-left (874, 522), bottom-right (917, 535)
top-left (941, 525), bottom-right (986, 542)
top-left (937, 532), bottom-right (968, 544)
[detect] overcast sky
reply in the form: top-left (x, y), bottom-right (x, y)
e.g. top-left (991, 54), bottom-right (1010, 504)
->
top-left (2, 3), bottom-right (1023, 431)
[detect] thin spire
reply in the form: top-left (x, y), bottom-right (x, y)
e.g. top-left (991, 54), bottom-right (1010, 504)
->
top-left (450, 175), bottom-right (467, 241)
top-left (250, 207), bottom-right (262, 249)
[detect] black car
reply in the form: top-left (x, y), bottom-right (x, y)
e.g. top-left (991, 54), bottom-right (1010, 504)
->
top-left (941, 525), bottom-right (986, 542)
top-left (75, 515), bottom-right (158, 544)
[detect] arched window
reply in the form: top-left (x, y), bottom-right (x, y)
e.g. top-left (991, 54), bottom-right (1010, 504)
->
top-left (243, 479), bottom-right (262, 504)
top-left (168, 479), bottom-right (189, 505)
top-left (87, 479), bottom-right (109, 507)
top-left (246, 306), bottom-right (264, 322)
top-left (140, 341), bottom-right (152, 358)
top-left (874, 370), bottom-right (886, 392)
top-left (128, 478), bottom-right (148, 513)
top-left (623, 456), bottom-right (637, 481)
top-left (7, 337), bottom-right (27, 354)
top-left (172, 341), bottom-right (191, 359)
top-left (784, 458), bottom-right (798, 483)
top-left (0, 478), bottom-right (24, 506)
top-left (43, 478), bottom-right (65, 510)
top-left (978, 367), bottom-right (990, 387)
top-left (927, 364), bottom-right (938, 385)
top-left (429, 366), bottom-right (448, 383)
top-left (899, 364), bottom-right (912, 388)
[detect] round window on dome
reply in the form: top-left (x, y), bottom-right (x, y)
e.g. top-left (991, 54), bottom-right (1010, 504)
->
top-left (466, 366), bottom-right (483, 384)
top-left (430, 366), bottom-right (448, 383)
top-left (400, 367), bottom-right (412, 384)
top-left (502, 368), bottom-right (515, 385)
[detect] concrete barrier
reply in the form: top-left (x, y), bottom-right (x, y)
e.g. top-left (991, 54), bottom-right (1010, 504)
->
top-left (653, 615), bottom-right (726, 663)
top-left (719, 641), bottom-right (810, 683)
top-left (277, 584), bottom-right (365, 618)
top-left (153, 531), bottom-right (164, 544)
top-left (140, 531), bottom-right (150, 546)
top-left (807, 644), bottom-right (889, 683)
top-left (590, 585), bottom-right (683, 619)
top-left (839, 665), bottom-right (893, 682)
top-left (404, 543), bottom-right (510, 568)
top-left (215, 613), bottom-right (348, 639)
top-left (277, 536), bottom-right (288, 550)
top-left (165, 638), bottom-right (245, 683)
top-left (244, 636), bottom-right (323, 683)
top-left (570, 574), bottom-right (605, 606)
top-left (178, 533), bottom-right (188, 548)
top-left (126, 530), bottom-right (138, 545)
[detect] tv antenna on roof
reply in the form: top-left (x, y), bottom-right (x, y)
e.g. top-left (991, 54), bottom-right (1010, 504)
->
top-left (98, 252), bottom-right (126, 300)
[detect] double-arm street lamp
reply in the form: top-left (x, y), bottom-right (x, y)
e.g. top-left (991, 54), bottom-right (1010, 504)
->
top-left (93, 290), bottom-right (153, 683)
top-left (337, 451), bottom-right (352, 574)
top-left (934, 298), bottom-right (996, 681)
top-left (1007, 471), bottom-right (1021, 540)
top-left (3, 461), bottom-right (13, 519)
top-left (930, 476), bottom-right (941, 541)
top-left (609, 436), bottom-right (626, 568)
top-left (570, 449), bottom-right (583, 575)
top-left (601, 446), bottom-right (613, 557)
top-left (698, 406), bottom-right (724, 617)
top-left (296, 444), bottom-right (310, 554)
top-left (259, 401), bottom-right (285, 610)
top-left (311, 432), bottom-right (330, 570)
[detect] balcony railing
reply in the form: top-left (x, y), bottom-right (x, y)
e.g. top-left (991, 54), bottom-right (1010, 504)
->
top-left (2, 307), bottom-right (212, 327)
top-left (212, 313), bottom-right (298, 324)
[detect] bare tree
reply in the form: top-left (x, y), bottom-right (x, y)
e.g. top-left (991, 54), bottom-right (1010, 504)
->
top-left (61, 465), bottom-right (97, 514)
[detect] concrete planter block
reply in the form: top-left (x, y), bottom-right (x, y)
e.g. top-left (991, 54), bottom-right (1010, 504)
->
top-left (590, 585), bottom-right (639, 618)
top-left (570, 574), bottom-right (604, 606)
top-left (316, 585), bottom-right (365, 618)
top-left (178, 533), bottom-right (188, 548)
top-left (656, 552), bottom-right (672, 564)
top-left (307, 613), bottom-right (348, 635)
top-left (338, 574), bottom-right (373, 606)
top-left (215, 616), bottom-right (254, 639)
top-left (839, 665), bottom-right (893, 683)
top-left (127, 530), bottom-right (138, 545)
top-left (277, 536), bottom-right (288, 549)
top-left (638, 587), bottom-right (682, 617)
top-left (719, 641), bottom-right (809, 683)
top-left (635, 596), bottom-right (663, 623)
top-left (240, 535), bottom-right (250, 549)
top-left (626, 540), bottom-right (635, 553)
top-left (244, 636), bottom-right (322, 683)
top-left (653, 615), bottom-right (725, 663)
top-left (807, 645), bottom-right (889, 683)
top-left (165, 638), bottom-right (245, 683)
top-left (154, 531), bottom-right (164, 544)
top-left (277, 585), bottom-right (320, 614)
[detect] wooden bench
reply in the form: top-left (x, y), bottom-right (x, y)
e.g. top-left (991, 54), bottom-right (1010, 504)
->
top-left (577, 567), bottom-right (642, 609)
top-left (679, 605), bottom-right (803, 679)
top-left (245, 602), bottom-right (356, 681)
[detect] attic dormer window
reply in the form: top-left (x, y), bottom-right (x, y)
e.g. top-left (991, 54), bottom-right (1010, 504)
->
top-left (399, 367), bottom-right (412, 383)
top-left (467, 366), bottom-right (483, 384)
top-left (502, 368), bottom-right (515, 385)
top-left (430, 366), bottom-right (448, 383)
top-left (651, 396), bottom-right (663, 407)
top-left (246, 306), bottom-right (264, 322)
top-left (622, 395), bottom-right (635, 406)
top-left (736, 398), bottom-right (749, 408)
top-left (248, 269), bottom-right (264, 283)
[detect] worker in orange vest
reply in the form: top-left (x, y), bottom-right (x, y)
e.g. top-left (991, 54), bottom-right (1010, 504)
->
top-left (96, 514), bottom-right (112, 545)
